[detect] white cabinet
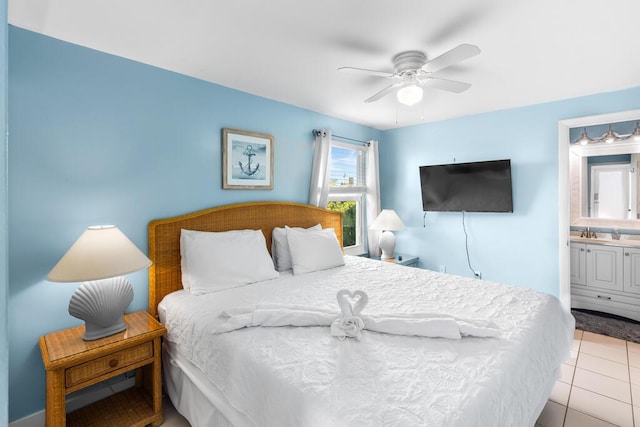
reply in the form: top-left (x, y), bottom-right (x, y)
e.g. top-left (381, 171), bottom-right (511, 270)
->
top-left (570, 244), bottom-right (586, 286)
top-left (570, 241), bottom-right (640, 322)
top-left (570, 243), bottom-right (623, 291)
top-left (585, 244), bottom-right (623, 291)
top-left (623, 247), bottom-right (640, 295)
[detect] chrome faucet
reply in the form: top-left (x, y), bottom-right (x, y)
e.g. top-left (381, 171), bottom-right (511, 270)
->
top-left (580, 227), bottom-right (597, 239)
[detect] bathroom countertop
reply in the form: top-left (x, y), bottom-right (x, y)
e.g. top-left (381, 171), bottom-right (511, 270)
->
top-left (570, 236), bottom-right (640, 248)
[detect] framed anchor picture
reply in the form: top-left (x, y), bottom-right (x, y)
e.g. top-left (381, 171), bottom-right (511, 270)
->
top-left (222, 128), bottom-right (274, 190)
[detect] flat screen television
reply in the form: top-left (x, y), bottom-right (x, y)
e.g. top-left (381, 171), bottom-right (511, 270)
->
top-left (419, 159), bottom-right (513, 212)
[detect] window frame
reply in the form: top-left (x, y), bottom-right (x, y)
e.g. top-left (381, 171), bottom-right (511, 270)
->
top-left (327, 140), bottom-right (368, 256)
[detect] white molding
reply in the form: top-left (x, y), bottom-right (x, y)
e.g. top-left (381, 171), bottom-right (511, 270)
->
top-left (562, 109), bottom-right (640, 128)
top-left (571, 139), bottom-right (640, 157)
top-left (558, 121), bottom-right (571, 309)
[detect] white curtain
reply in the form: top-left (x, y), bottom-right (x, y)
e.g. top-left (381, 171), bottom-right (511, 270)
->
top-left (308, 129), bottom-right (332, 207)
top-left (366, 140), bottom-right (381, 257)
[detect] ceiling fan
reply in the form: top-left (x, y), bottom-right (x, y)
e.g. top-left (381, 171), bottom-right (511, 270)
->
top-left (338, 44), bottom-right (480, 106)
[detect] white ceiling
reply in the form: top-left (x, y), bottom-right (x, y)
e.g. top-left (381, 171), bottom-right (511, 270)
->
top-left (9, 1), bottom-right (640, 130)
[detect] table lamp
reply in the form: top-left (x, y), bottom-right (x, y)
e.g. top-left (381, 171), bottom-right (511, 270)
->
top-left (47, 225), bottom-right (152, 340)
top-left (369, 209), bottom-right (404, 260)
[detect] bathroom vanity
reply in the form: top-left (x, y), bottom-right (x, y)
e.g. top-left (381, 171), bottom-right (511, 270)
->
top-left (570, 237), bottom-right (640, 322)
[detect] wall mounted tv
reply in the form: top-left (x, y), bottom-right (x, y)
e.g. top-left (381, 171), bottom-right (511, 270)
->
top-left (419, 159), bottom-right (513, 213)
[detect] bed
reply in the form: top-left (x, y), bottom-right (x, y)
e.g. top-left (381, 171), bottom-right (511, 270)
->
top-left (148, 201), bottom-right (574, 427)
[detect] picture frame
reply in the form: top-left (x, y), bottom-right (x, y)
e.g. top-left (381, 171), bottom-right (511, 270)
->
top-left (222, 128), bottom-right (274, 190)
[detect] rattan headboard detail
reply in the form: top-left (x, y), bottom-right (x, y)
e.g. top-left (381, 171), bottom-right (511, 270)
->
top-left (147, 201), bottom-right (343, 317)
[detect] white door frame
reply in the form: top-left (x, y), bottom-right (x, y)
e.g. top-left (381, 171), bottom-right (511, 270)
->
top-left (558, 109), bottom-right (640, 309)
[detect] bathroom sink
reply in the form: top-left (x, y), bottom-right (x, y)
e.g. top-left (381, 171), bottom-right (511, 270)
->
top-left (570, 236), bottom-right (640, 247)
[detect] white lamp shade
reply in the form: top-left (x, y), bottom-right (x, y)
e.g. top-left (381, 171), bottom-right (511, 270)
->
top-left (48, 225), bottom-right (152, 283)
top-left (369, 209), bottom-right (404, 231)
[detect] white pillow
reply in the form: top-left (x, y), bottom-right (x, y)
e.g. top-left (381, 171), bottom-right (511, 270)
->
top-left (180, 229), bottom-right (279, 294)
top-left (286, 227), bottom-right (345, 275)
top-left (272, 224), bottom-right (322, 271)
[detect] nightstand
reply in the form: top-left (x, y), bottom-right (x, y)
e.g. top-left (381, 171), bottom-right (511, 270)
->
top-left (39, 310), bottom-right (167, 427)
top-left (371, 253), bottom-right (419, 267)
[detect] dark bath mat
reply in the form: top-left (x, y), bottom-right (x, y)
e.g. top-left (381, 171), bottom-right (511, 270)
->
top-left (572, 309), bottom-right (640, 344)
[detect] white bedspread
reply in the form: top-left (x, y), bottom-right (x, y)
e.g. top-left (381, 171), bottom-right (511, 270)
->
top-left (159, 255), bottom-right (574, 427)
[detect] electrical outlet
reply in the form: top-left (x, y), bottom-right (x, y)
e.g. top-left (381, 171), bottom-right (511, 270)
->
top-left (474, 271), bottom-right (482, 279)
top-left (438, 265), bottom-right (446, 273)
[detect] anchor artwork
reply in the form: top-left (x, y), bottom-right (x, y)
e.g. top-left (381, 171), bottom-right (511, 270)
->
top-left (238, 144), bottom-right (261, 177)
top-left (222, 128), bottom-right (274, 190)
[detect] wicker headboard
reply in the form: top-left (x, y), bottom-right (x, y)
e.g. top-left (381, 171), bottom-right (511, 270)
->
top-left (147, 201), bottom-right (343, 317)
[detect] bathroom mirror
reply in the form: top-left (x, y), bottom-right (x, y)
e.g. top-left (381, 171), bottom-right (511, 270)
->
top-left (570, 137), bottom-right (640, 229)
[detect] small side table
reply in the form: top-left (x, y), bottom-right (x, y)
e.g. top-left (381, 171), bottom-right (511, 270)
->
top-left (371, 253), bottom-right (419, 267)
top-left (39, 310), bottom-right (167, 427)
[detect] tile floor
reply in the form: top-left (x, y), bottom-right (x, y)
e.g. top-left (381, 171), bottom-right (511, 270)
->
top-left (160, 329), bottom-right (640, 427)
top-left (536, 329), bottom-right (640, 427)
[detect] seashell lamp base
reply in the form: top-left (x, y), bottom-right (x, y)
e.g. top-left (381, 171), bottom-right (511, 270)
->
top-left (68, 276), bottom-right (134, 341)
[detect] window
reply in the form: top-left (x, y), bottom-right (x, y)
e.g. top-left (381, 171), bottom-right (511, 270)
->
top-left (326, 141), bottom-right (367, 255)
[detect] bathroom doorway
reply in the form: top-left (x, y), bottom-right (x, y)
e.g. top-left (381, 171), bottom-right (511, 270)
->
top-left (558, 109), bottom-right (640, 310)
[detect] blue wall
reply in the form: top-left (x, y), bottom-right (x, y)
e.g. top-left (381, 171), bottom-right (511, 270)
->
top-left (380, 86), bottom-right (640, 296)
top-left (7, 26), bottom-right (380, 421)
top-left (1, 0), bottom-right (8, 425)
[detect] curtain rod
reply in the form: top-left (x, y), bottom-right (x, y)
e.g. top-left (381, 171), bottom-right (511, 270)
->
top-left (312, 129), bottom-right (371, 146)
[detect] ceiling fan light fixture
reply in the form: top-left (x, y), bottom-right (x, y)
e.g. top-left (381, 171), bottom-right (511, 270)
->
top-left (339, 44), bottom-right (479, 107)
top-left (397, 84), bottom-right (423, 106)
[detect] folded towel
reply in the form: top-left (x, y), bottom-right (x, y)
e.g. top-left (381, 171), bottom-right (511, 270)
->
top-left (331, 315), bottom-right (366, 340)
top-left (362, 316), bottom-right (462, 339)
top-left (221, 303), bottom-right (337, 317)
top-left (215, 307), bottom-right (336, 334)
top-left (336, 289), bottom-right (368, 317)
top-left (215, 303), bottom-right (500, 340)
top-left (331, 289), bottom-right (368, 339)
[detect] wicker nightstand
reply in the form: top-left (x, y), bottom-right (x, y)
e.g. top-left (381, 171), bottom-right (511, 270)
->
top-left (39, 310), bottom-right (167, 427)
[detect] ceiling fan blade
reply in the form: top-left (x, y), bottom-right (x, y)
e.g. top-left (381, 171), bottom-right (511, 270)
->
top-left (364, 82), bottom-right (404, 103)
top-left (419, 76), bottom-right (471, 93)
top-left (421, 44), bottom-right (480, 73)
top-left (337, 67), bottom-right (395, 78)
